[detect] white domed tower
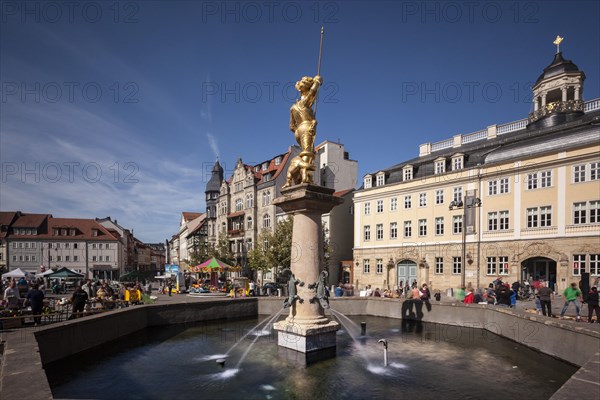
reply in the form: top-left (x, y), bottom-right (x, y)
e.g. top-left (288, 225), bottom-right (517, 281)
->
top-left (527, 36), bottom-right (586, 130)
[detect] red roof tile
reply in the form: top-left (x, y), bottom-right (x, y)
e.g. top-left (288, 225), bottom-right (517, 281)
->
top-left (182, 212), bottom-right (203, 222)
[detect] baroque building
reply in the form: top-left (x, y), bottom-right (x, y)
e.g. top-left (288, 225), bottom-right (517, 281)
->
top-left (353, 47), bottom-right (600, 293)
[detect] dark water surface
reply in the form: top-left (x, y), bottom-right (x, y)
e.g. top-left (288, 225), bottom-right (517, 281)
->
top-left (46, 315), bottom-right (577, 400)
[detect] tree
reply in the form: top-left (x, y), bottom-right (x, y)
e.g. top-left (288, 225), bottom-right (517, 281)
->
top-left (248, 217), bottom-right (293, 278)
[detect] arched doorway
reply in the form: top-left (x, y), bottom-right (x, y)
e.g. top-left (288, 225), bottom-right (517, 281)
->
top-left (397, 259), bottom-right (417, 289)
top-left (521, 257), bottom-right (557, 288)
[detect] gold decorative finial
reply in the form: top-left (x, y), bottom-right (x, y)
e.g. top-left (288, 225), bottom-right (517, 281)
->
top-left (553, 35), bottom-right (563, 53)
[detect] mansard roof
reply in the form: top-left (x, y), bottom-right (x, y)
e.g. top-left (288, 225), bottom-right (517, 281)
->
top-left (363, 108), bottom-right (599, 189)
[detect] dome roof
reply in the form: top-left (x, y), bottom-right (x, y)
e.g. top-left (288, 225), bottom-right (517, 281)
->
top-left (535, 52), bottom-right (583, 86)
top-left (206, 160), bottom-right (223, 193)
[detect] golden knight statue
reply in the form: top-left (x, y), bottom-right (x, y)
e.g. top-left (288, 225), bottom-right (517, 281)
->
top-left (282, 74), bottom-right (323, 188)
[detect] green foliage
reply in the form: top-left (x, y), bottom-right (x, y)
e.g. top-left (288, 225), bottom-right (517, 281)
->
top-left (248, 217), bottom-right (293, 276)
top-left (210, 235), bottom-right (236, 266)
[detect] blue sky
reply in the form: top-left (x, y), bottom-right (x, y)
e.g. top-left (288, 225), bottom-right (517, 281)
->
top-left (1, 1), bottom-right (599, 242)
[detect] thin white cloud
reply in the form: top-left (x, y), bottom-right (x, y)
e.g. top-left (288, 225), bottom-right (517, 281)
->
top-left (206, 132), bottom-right (220, 159)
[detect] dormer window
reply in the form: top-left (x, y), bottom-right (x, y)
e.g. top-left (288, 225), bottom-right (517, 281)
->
top-left (262, 163), bottom-right (268, 171)
top-left (376, 173), bottom-right (385, 187)
top-left (434, 158), bottom-right (446, 174)
top-left (255, 166), bottom-right (260, 172)
top-left (403, 166), bottom-right (413, 181)
top-left (53, 228), bottom-right (59, 236)
top-left (274, 156), bottom-right (281, 166)
top-left (452, 155), bottom-right (464, 171)
top-left (69, 229), bottom-right (76, 236)
top-left (364, 176), bottom-right (372, 189)
top-left (92, 229), bottom-right (99, 237)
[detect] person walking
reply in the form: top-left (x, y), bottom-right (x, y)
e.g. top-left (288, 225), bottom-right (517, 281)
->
top-left (560, 282), bottom-right (582, 320)
top-left (584, 286), bottom-right (600, 323)
top-left (537, 282), bottom-right (554, 317)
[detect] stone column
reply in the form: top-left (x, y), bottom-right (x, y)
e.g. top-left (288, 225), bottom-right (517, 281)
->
top-left (562, 87), bottom-right (568, 102)
top-left (272, 184), bottom-right (343, 353)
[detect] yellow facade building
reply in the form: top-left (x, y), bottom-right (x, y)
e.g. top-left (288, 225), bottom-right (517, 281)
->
top-left (353, 49), bottom-right (600, 293)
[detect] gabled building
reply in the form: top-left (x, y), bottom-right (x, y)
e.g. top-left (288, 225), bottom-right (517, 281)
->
top-left (4, 213), bottom-right (119, 277)
top-left (96, 216), bottom-right (135, 276)
top-left (353, 46), bottom-right (600, 293)
top-left (206, 141), bottom-right (358, 285)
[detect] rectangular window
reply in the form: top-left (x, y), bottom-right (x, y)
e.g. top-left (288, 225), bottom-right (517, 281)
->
top-left (376, 175), bottom-right (384, 186)
top-left (390, 197), bottom-right (398, 211)
top-left (435, 217), bottom-right (444, 235)
top-left (435, 257), bottom-right (443, 274)
top-left (526, 207), bottom-right (538, 228)
top-left (435, 160), bottom-right (445, 174)
top-left (363, 259), bottom-right (370, 274)
top-left (573, 202), bottom-right (587, 224)
top-left (31, 255), bottom-right (36, 262)
top-left (498, 256), bottom-right (509, 275)
top-left (12, 255), bottom-right (17, 261)
top-left (453, 215), bottom-right (462, 234)
top-left (453, 157), bottom-right (463, 171)
top-left (93, 255), bottom-right (97, 262)
top-left (573, 164), bottom-right (586, 183)
top-left (590, 201), bottom-right (599, 223)
top-left (390, 222), bottom-right (398, 239)
top-left (106, 255), bottom-right (110, 262)
top-left (488, 212), bottom-right (498, 231)
top-left (404, 221), bottom-right (412, 238)
top-left (591, 162), bottom-right (599, 181)
top-left (31, 242), bottom-right (36, 249)
top-left (452, 257), bottom-right (462, 274)
top-left (573, 254), bottom-right (585, 276)
top-left (12, 242), bottom-right (17, 248)
top-left (25, 255), bottom-right (30, 262)
top-left (376, 259), bottom-right (383, 274)
top-left (527, 172), bottom-right (538, 189)
top-left (435, 189), bottom-right (444, 204)
top-left (65, 243), bottom-right (70, 248)
top-left (453, 187), bottom-right (462, 203)
top-left (500, 178), bottom-right (509, 194)
top-left (488, 180), bottom-right (498, 196)
top-left (540, 206), bottom-right (552, 227)
top-left (404, 195), bottom-right (412, 209)
top-left (376, 200), bottom-right (384, 213)
top-left (364, 202), bottom-right (371, 215)
top-left (403, 168), bottom-right (412, 181)
top-left (541, 170), bottom-right (552, 188)
top-left (65, 255), bottom-right (70, 262)
top-left (74, 255), bottom-right (79, 262)
top-left (419, 193), bottom-right (427, 207)
top-left (19, 255), bottom-right (23, 261)
top-left (364, 226), bottom-right (371, 241)
top-left (418, 219), bottom-right (427, 236)
top-left (57, 255), bottom-right (62, 262)
top-left (499, 211), bottom-right (509, 230)
top-left (376, 224), bottom-right (384, 240)
top-left (364, 178), bottom-right (372, 189)
top-left (590, 254), bottom-right (599, 276)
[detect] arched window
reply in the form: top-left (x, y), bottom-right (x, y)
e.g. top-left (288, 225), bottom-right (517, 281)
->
top-left (235, 198), bottom-right (243, 212)
top-left (247, 216), bottom-right (253, 229)
top-left (246, 193), bottom-right (254, 208)
top-left (263, 214), bottom-right (271, 229)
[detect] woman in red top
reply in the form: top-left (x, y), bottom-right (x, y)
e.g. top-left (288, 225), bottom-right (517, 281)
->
top-left (464, 288), bottom-right (475, 304)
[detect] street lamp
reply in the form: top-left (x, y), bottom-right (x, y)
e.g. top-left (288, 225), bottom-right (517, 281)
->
top-left (449, 196), bottom-right (481, 288)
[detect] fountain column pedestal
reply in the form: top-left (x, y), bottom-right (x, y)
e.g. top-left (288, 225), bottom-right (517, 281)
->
top-left (272, 184), bottom-right (343, 353)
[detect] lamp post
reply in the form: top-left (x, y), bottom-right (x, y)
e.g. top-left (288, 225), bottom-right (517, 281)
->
top-left (449, 196), bottom-right (481, 288)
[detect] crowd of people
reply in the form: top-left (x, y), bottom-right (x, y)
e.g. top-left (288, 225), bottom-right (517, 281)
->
top-left (1, 276), bottom-right (153, 323)
top-left (451, 277), bottom-right (600, 323)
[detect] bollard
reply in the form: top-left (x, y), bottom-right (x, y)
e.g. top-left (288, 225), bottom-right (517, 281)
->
top-left (360, 321), bottom-right (366, 336)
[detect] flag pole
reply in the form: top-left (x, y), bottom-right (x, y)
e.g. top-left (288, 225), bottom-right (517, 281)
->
top-left (314, 26), bottom-right (325, 114)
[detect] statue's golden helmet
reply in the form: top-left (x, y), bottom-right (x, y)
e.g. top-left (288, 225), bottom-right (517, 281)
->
top-left (295, 76), bottom-right (313, 92)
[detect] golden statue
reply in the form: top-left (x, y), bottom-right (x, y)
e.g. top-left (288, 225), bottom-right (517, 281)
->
top-left (282, 75), bottom-right (322, 188)
top-left (283, 27), bottom-right (325, 189)
top-left (553, 35), bottom-right (563, 53)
